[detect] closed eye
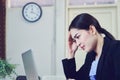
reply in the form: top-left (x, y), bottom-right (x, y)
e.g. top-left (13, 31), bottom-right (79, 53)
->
top-left (73, 35), bottom-right (80, 43)
top-left (75, 35), bottom-right (80, 39)
top-left (72, 39), bottom-right (76, 42)
top-left (73, 33), bottom-right (80, 41)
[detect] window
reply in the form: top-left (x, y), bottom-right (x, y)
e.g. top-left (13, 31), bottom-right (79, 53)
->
top-left (69, 0), bottom-right (116, 5)
top-left (7, 0), bottom-right (54, 8)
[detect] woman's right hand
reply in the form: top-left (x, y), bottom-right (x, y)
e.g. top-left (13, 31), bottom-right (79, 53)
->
top-left (67, 32), bottom-right (78, 59)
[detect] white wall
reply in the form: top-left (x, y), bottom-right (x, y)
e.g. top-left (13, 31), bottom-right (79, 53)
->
top-left (55, 0), bottom-right (66, 75)
top-left (6, 7), bottom-right (55, 77)
top-left (6, 0), bottom-right (66, 79)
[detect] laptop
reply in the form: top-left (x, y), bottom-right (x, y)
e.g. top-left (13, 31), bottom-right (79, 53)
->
top-left (22, 49), bottom-right (40, 80)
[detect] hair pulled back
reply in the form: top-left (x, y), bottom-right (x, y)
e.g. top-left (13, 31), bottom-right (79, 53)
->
top-left (69, 13), bottom-right (115, 40)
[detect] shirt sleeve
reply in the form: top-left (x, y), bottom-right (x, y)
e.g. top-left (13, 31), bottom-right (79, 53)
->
top-left (62, 52), bottom-right (95, 80)
top-left (62, 58), bottom-right (76, 79)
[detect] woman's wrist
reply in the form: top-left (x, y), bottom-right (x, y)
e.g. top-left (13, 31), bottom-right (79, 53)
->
top-left (67, 52), bottom-right (75, 59)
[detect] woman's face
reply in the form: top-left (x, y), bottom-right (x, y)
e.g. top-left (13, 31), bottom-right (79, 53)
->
top-left (70, 27), bottom-right (97, 52)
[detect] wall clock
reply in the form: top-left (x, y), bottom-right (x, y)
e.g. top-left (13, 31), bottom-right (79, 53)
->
top-left (22, 2), bottom-right (42, 22)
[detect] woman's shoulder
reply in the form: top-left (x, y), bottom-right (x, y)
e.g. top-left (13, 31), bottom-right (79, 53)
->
top-left (111, 39), bottom-right (120, 49)
top-left (109, 39), bottom-right (120, 58)
top-left (104, 37), bottom-right (120, 48)
top-left (103, 37), bottom-right (120, 56)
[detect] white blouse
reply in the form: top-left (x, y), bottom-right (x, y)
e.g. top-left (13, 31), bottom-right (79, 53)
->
top-left (89, 59), bottom-right (99, 80)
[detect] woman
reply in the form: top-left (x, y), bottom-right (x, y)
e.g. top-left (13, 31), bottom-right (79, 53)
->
top-left (62, 13), bottom-right (120, 80)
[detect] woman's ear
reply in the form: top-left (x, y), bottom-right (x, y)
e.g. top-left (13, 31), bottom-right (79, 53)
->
top-left (89, 25), bottom-right (97, 35)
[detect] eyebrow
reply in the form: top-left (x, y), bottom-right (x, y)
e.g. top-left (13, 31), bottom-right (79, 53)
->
top-left (74, 33), bottom-right (78, 38)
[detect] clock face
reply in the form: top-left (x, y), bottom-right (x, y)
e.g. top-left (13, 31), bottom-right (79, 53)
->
top-left (22, 2), bottom-right (42, 22)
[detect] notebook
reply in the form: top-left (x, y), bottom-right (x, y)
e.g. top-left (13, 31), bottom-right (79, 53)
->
top-left (22, 49), bottom-right (40, 80)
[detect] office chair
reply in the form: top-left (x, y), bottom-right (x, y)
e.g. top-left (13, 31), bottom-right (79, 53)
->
top-left (16, 75), bottom-right (27, 80)
top-left (16, 75), bottom-right (41, 80)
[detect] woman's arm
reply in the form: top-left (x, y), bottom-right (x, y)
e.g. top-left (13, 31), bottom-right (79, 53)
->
top-left (62, 57), bottom-right (90, 80)
top-left (62, 58), bottom-right (76, 79)
top-left (62, 32), bottom-right (78, 79)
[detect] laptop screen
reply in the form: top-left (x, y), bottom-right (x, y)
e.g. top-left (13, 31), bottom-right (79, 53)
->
top-left (22, 49), bottom-right (40, 80)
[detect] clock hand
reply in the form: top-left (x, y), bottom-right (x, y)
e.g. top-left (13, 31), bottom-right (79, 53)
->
top-left (31, 11), bottom-right (37, 15)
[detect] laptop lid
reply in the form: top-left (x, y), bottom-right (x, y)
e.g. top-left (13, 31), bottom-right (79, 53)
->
top-left (22, 49), bottom-right (40, 80)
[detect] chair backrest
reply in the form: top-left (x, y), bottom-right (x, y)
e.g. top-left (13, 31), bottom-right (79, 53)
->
top-left (16, 76), bottom-right (27, 80)
top-left (16, 75), bottom-right (41, 80)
